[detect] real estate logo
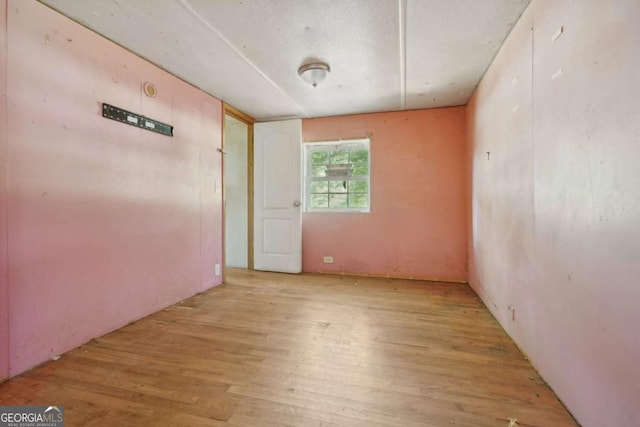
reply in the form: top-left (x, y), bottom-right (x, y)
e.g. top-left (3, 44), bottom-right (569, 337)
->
top-left (0, 405), bottom-right (64, 427)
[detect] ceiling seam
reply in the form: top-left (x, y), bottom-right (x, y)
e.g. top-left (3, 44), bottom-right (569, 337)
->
top-left (177, 0), bottom-right (311, 119)
top-left (398, 0), bottom-right (407, 110)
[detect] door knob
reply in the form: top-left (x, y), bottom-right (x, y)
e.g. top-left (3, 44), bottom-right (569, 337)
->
top-left (293, 200), bottom-right (301, 207)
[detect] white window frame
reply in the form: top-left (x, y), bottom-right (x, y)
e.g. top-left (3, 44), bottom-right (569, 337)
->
top-left (303, 138), bottom-right (371, 213)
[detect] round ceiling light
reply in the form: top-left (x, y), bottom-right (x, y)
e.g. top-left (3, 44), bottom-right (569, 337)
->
top-left (143, 81), bottom-right (157, 98)
top-left (298, 62), bottom-right (330, 87)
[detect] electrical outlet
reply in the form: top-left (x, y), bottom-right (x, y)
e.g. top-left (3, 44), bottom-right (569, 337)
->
top-left (323, 256), bottom-right (334, 264)
top-left (508, 305), bottom-right (515, 321)
top-left (215, 263), bottom-right (221, 276)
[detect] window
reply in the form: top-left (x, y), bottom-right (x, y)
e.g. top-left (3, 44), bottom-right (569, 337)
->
top-left (304, 138), bottom-right (370, 212)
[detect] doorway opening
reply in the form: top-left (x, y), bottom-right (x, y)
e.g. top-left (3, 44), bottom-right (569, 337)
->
top-left (223, 106), bottom-right (254, 270)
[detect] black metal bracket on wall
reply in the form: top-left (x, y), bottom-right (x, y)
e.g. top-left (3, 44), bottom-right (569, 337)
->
top-left (102, 103), bottom-right (174, 137)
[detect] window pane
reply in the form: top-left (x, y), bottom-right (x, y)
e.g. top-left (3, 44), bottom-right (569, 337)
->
top-left (352, 163), bottom-right (368, 176)
top-left (330, 150), bottom-right (349, 164)
top-left (349, 193), bottom-right (368, 208)
top-left (311, 151), bottom-right (329, 165)
top-left (348, 180), bottom-right (368, 193)
top-left (305, 141), bottom-right (369, 211)
top-left (310, 181), bottom-right (328, 193)
top-left (310, 194), bottom-right (328, 208)
top-left (329, 180), bottom-right (348, 193)
top-left (349, 149), bottom-right (369, 163)
top-left (329, 194), bottom-right (348, 208)
top-left (312, 165), bottom-right (327, 177)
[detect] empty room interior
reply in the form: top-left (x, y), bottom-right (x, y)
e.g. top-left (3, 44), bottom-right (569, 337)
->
top-left (0, 0), bottom-right (638, 426)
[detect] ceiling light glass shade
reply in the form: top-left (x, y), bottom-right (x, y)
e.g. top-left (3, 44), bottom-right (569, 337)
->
top-left (298, 62), bottom-right (330, 87)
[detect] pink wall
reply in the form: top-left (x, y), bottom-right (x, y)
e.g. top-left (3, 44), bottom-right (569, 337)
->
top-left (0, 1), bottom-right (8, 379)
top-left (302, 109), bottom-right (467, 282)
top-left (467, 0), bottom-right (640, 425)
top-left (3, 1), bottom-right (223, 377)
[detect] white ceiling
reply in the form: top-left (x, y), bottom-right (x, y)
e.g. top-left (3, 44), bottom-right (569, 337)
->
top-left (39, 0), bottom-right (531, 122)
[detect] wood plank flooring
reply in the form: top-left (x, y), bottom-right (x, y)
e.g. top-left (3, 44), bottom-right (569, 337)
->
top-left (0, 269), bottom-right (578, 426)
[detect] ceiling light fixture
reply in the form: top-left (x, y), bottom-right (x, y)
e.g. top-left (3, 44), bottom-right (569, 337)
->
top-left (143, 81), bottom-right (157, 98)
top-left (298, 62), bottom-right (330, 87)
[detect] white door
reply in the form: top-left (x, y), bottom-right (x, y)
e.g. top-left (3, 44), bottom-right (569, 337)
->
top-left (254, 119), bottom-right (302, 273)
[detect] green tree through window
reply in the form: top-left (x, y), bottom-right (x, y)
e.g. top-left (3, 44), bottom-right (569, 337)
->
top-left (304, 139), bottom-right (370, 212)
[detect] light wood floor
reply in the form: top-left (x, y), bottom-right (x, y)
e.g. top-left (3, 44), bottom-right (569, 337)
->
top-left (0, 269), bottom-right (577, 426)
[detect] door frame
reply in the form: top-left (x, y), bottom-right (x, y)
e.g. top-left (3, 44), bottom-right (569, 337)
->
top-left (222, 103), bottom-right (255, 278)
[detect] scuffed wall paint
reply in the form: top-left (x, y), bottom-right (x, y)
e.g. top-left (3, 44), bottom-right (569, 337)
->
top-left (467, 0), bottom-right (536, 353)
top-left (467, 0), bottom-right (640, 425)
top-left (5, 1), bottom-right (223, 376)
top-left (303, 109), bottom-right (467, 282)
